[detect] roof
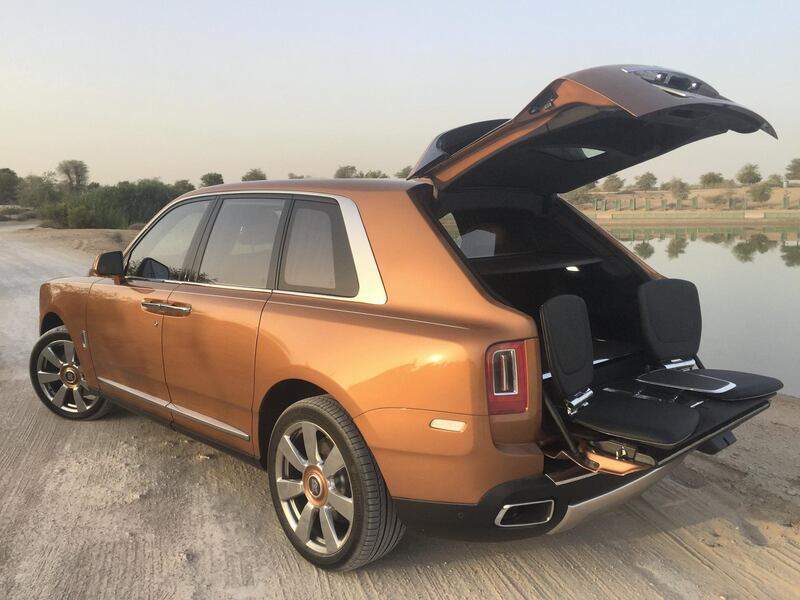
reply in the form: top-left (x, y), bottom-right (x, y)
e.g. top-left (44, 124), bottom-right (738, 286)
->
top-left (181, 178), bottom-right (419, 200)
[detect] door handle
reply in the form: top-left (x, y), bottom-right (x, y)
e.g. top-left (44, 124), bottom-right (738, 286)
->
top-left (141, 300), bottom-right (192, 316)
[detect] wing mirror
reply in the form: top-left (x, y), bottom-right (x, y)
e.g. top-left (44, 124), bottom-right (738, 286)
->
top-left (93, 251), bottom-right (124, 277)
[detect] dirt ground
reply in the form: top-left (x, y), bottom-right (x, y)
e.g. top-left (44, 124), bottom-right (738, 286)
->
top-left (1, 222), bottom-right (798, 600)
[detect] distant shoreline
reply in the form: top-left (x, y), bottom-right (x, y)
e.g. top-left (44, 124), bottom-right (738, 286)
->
top-left (585, 209), bottom-right (800, 227)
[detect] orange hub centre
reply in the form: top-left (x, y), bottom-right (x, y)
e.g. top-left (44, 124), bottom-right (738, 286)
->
top-left (302, 466), bottom-right (328, 507)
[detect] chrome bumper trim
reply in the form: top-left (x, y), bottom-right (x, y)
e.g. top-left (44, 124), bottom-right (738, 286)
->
top-left (547, 460), bottom-right (680, 535)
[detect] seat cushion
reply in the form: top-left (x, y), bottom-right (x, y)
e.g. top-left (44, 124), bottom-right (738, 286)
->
top-left (571, 390), bottom-right (700, 448)
top-left (699, 369), bottom-right (783, 401)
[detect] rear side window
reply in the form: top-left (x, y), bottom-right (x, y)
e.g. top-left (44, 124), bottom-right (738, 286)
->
top-left (278, 200), bottom-right (358, 297)
top-left (198, 197), bottom-right (286, 288)
top-left (126, 199), bottom-right (211, 280)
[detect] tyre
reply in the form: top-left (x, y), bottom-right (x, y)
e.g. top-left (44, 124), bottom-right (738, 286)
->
top-left (267, 395), bottom-right (405, 570)
top-left (29, 326), bottom-right (113, 420)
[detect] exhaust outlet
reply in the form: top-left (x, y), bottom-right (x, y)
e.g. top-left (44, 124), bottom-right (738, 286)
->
top-left (494, 499), bottom-right (555, 528)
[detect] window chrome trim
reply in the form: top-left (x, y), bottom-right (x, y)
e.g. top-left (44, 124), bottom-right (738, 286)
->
top-left (97, 377), bottom-right (250, 440)
top-left (124, 190), bottom-right (387, 305)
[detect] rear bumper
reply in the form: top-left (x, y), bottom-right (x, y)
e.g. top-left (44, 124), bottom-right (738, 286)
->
top-left (394, 460), bottom-right (680, 541)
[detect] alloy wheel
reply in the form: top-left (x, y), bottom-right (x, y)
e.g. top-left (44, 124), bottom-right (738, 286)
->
top-left (274, 421), bottom-right (354, 555)
top-left (35, 339), bottom-right (100, 414)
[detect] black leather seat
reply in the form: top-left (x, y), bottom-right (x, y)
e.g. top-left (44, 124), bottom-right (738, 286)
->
top-left (638, 279), bottom-right (782, 401)
top-left (539, 294), bottom-right (700, 449)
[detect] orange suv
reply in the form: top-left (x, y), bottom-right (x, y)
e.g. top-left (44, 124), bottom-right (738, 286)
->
top-left (30, 65), bottom-right (782, 569)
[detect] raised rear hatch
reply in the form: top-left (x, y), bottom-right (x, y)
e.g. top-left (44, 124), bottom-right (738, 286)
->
top-left (410, 64), bottom-right (776, 193)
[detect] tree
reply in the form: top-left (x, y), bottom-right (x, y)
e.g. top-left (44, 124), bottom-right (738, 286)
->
top-left (666, 177), bottom-right (690, 202)
top-left (602, 174), bottom-right (624, 192)
top-left (334, 165), bottom-right (359, 178)
top-left (394, 165), bottom-right (412, 178)
top-left (287, 173), bottom-right (308, 179)
top-left (747, 182), bottom-right (772, 204)
top-left (17, 172), bottom-right (60, 207)
top-left (736, 163), bottom-right (761, 185)
top-left (57, 160), bottom-right (89, 191)
top-left (634, 241), bottom-right (655, 260)
top-left (200, 172), bottom-right (224, 187)
top-left (667, 236), bottom-right (688, 259)
top-left (171, 179), bottom-right (195, 196)
top-left (634, 172), bottom-right (657, 191)
top-left (699, 172), bottom-right (724, 188)
top-left (242, 168), bottom-right (266, 181)
top-left (786, 158), bottom-right (800, 180)
top-left (362, 170), bottom-right (389, 179)
top-left (0, 168), bottom-right (20, 203)
top-left (765, 173), bottom-right (783, 187)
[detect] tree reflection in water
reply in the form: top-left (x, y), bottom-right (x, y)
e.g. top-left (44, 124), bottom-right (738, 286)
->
top-left (667, 236), bottom-right (688, 258)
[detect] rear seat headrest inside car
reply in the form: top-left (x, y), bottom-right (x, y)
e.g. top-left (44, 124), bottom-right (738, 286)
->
top-left (539, 294), bottom-right (594, 398)
top-left (638, 278), bottom-right (702, 362)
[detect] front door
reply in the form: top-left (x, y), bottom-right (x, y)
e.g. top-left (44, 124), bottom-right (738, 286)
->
top-left (162, 195), bottom-right (288, 453)
top-left (86, 197), bottom-right (214, 420)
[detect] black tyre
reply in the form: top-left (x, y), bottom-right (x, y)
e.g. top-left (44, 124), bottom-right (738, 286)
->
top-left (267, 395), bottom-right (405, 570)
top-left (29, 326), bottom-right (113, 420)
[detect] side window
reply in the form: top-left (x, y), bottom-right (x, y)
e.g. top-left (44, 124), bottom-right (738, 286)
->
top-left (197, 197), bottom-right (286, 288)
top-left (278, 200), bottom-right (359, 297)
top-left (126, 199), bottom-right (211, 280)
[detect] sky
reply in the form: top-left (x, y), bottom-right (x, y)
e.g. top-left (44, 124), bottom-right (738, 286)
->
top-left (2, 0), bottom-right (799, 187)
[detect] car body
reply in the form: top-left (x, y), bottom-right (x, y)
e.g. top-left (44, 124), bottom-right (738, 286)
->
top-left (30, 65), bottom-right (782, 569)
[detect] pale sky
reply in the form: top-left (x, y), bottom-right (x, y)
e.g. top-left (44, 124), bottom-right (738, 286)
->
top-left (2, 0), bottom-right (798, 186)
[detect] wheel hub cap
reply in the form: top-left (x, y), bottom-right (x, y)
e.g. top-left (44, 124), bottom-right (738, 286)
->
top-left (303, 466), bottom-right (328, 507)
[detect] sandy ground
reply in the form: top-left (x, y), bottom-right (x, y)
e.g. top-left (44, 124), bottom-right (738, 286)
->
top-left (1, 222), bottom-right (798, 600)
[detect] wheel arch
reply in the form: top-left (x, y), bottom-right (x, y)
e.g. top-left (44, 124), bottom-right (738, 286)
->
top-left (40, 311), bottom-right (65, 335)
top-left (257, 378), bottom-right (330, 466)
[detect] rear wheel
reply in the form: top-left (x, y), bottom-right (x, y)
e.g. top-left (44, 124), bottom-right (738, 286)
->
top-left (29, 326), bottom-right (113, 420)
top-left (267, 395), bottom-right (405, 570)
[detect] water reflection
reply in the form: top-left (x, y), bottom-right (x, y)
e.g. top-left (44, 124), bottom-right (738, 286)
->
top-left (609, 225), bottom-right (800, 267)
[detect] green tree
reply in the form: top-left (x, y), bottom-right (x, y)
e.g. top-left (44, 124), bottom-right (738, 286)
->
top-left (17, 172), bottom-right (60, 207)
top-left (394, 165), bottom-right (412, 178)
top-left (786, 158), bottom-right (800, 180)
top-left (602, 174), bottom-right (624, 192)
top-left (362, 170), bottom-right (389, 178)
top-left (634, 172), bottom-right (657, 191)
top-left (666, 177), bottom-right (690, 202)
top-left (56, 160), bottom-right (89, 191)
top-left (287, 173), bottom-right (308, 179)
top-left (242, 168), bottom-right (266, 181)
top-left (699, 172), bottom-right (724, 188)
top-left (747, 182), bottom-right (772, 204)
top-left (780, 245), bottom-right (800, 267)
top-left (736, 163), bottom-right (761, 185)
top-left (334, 165), bottom-right (359, 178)
top-left (200, 172), bottom-right (224, 187)
top-left (171, 179), bottom-right (195, 196)
top-left (0, 168), bottom-right (20, 203)
top-left (667, 236), bottom-right (688, 259)
top-left (765, 173), bottom-right (783, 187)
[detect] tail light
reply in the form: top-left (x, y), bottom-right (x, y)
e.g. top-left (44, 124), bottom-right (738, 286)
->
top-left (485, 341), bottom-right (528, 414)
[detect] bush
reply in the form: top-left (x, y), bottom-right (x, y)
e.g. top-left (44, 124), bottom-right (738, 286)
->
top-left (17, 210), bottom-right (37, 221)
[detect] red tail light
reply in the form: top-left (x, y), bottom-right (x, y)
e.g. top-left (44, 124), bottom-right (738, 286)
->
top-left (485, 340), bottom-right (528, 415)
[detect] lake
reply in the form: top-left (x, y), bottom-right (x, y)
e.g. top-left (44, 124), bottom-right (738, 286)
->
top-left (606, 223), bottom-right (800, 396)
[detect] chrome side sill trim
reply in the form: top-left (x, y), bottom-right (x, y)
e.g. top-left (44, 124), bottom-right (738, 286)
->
top-left (169, 403), bottom-right (250, 441)
top-left (97, 377), bottom-right (250, 440)
top-left (98, 377), bottom-right (170, 408)
top-left (495, 499), bottom-right (555, 528)
top-left (547, 460), bottom-right (679, 535)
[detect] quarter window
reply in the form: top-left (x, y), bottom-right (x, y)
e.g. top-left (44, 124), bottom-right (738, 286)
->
top-left (197, 197), bottom-right (287, 288)
top-left (126, 199), bottom-right (211, 280)
top-left (278, 200), bottom-right (358, 297)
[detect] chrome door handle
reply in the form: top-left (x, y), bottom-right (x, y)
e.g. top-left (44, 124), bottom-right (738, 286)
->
top-left (141, 301), bottom-right (191, 316)
top-left (161, 303), bottom-right (192, 316)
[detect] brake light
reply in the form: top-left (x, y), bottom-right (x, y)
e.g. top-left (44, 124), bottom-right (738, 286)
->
top-left (485, 341), bottom-right (528, 415)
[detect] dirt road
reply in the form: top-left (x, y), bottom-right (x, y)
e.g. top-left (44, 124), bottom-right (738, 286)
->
top-left (1, 222), bottom-right (798, 600)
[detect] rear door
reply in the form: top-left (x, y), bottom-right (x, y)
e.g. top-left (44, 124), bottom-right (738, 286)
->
top-left (87, 197), bottom-right (214, 421)
top-left (162, 195), bottom-right (289, 453)
top-left (411, 65), bottom-right (776, 193)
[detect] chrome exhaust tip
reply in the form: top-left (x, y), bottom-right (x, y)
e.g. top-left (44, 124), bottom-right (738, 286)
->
top-left (494, 499), bottom-right (555, 528)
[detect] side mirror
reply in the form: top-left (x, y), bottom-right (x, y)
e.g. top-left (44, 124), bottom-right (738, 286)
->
top-left (93, 251), bottom-right (124, 277)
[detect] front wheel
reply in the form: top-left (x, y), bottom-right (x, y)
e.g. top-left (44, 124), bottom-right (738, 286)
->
top-left (267, 395), bottom-right (405, 570)
top-left (29, 326), bottom-right (113, 420)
